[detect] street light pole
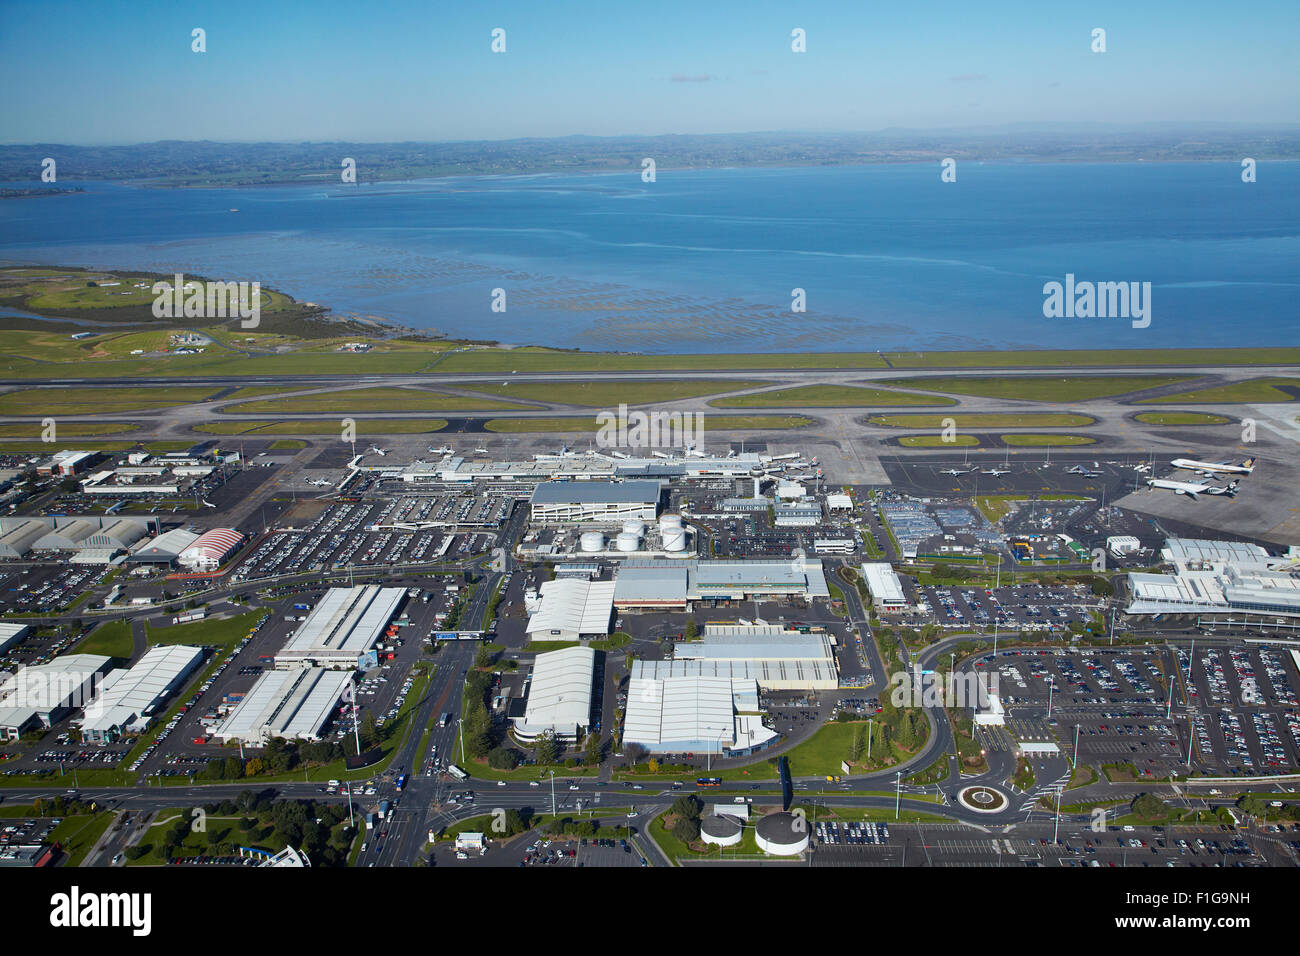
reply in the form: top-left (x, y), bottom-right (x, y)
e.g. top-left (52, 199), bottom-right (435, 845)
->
top-left (1053, 787), bottom-right (1062, 845)
top-left (1073, 723), bottom-right (1080, 766)
top-left (549, 770), bottom-right (556, 817)
top-left (895, 771), bottom-right (902, 820)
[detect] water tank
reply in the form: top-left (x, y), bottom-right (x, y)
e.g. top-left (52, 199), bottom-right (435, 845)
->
top-left (621, 520), bottom-right (645, 536)
top-left (615, 532), bottom-right (641, 553)
top-left (662, 527), bottom-right (687, 552)
top-left (579, 532), bottom-right (606, 553)
top-left (658, 513), bottom-right (683, 530)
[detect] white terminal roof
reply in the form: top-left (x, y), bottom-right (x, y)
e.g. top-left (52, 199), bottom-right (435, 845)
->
top-left (862, 562), bottom-right (907, 604)
top-left (530, 480), bottom-right (662, 506)
top-left (218, 668), bottom-right (353, 742)
top-left (1127, 537), bottom-right (1300, 618)
top-left (525, 579), bottom-right (615, 637)
top-left (80, 645), bottom-right (203, 733)
top-left (278, 586), bottom-right (406, 661)
top-left (514, 646), bottom-right (596, 738)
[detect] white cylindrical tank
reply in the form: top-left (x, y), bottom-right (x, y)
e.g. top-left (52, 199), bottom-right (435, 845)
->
top-left (662, 527), bottom-right (687, 552)
top-left (615, 532), bottom-right (641, 552)
top-left (658, 513), bottom-right (683, 530)
top-left (580, 532), bottom-right (606, 553)
top-left (621, 520), bottom-right (645, 536)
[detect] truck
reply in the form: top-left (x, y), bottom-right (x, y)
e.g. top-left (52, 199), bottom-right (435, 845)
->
top-left (447, 764), bottom-right (468, 780)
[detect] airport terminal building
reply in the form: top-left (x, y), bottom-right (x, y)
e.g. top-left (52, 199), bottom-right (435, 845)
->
top-left (1126, 538), bottom-right (1300, 622)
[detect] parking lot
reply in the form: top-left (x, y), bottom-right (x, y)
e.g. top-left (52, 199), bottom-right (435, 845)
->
top-left (920, 582), bottom-right (1103, 632)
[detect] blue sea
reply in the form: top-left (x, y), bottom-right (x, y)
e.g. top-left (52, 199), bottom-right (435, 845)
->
top-left (0, 162), bottom-right (1295, 353)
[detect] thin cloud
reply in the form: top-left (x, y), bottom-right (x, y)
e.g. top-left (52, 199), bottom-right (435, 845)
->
top-left (671, 73), bottom-right (714, 83)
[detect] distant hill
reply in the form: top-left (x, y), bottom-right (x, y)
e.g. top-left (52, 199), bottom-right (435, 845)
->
top-left (2, 125), bottom-right (1297, 187)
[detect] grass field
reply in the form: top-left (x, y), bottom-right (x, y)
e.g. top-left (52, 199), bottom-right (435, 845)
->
top-left (466, 379), bottom-right (759, 406)
top-left (74, 619), bottom-right (135, 659)
top-left (898, 435), bottom-right (980, 447)
top-left (711, 385), bottom-right (955, 407)
top-left (1133, 411), bottom-right (1231, 425)
top-left (871, 413), bottom-right (1095, 428)
top-left (146, 610), bottom-right (267, 651)
top-left (0, 385), bottom-right (223, 415)
top-left (0, 421), bottom-right (139, 438)
top-left (1001, 434), bottom-right (1096, 446)
top-left (0, 440), bottom-right (192, 454)
top-left (268, 438), bottom-right (307, 449)
top-left (483, 415), bottom-right (811, 433)
top-left (1140, 377), bottom-right (1300, 405)
top-left (882, 348), bottom-right (1300, 368)
top-left (195, 418), bottom-right (448, 435)
top-left (880, 375), bottom-right (1192, 402)
top-left (227, 385), bottom-right (530, 414)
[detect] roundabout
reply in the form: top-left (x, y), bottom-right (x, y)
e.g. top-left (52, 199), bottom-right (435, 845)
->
top-left (957, 785), bottom-right (1009, 814)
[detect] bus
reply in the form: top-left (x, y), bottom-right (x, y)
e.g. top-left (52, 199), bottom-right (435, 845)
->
top-left (440, 712), bottom-right (452, 728)
top-left (447, 764), bottom-right (468, 780)
top-left (395, 774), bottom-right (407, 792)
top-left (695, 777), bottom-right (722, 788)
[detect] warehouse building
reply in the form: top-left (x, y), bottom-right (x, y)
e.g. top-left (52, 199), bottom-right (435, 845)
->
top-left (276, 585), bottom-right (406, 669)
top-left (78, 644), bottom-right (204, 743)
top-left (613, 558), bottom-right (830, 609)
top-left (128, 527), bottom-right (200, 565)
top-left (0, 516), bottom-right (158, 558)
top-left (36, 450), bottom-right (99, 477)
top-left (215, 667), bottom-right (353, 744)
top-left (861, 562), bottom-right (908, 611)
top-left (511, 645), bottom-right (596, 742)
top-left (0, 623), bottom-right (30, 656)
top-left (0, 654), bottom-right (113, 740)
top-left (177, 527), bottom-right (245, 570)
top-left (648, 631), bottom-right (839, 690)
top-left (528, 480), bottom-right (661, 525)
top-left (1126, 538), bottom-right (1300, 621)
top-left (525, 578), bottom-right (616, 641)
top-left (622, 673), bottom-right (777, 756)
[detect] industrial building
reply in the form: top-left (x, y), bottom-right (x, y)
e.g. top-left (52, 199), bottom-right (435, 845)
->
top-left (528, 480), bottom-right (662, 525)
top-left (36, 450), bottom-right (99, 477)
top-left (78, 645), bottom-right (204, 743)
top-left (0, 654), bottom-right (112, 740)
top-left (511, 645), bottom-right (596, 742)
top-left (638, 629), bottom-right (839, 690)
top-left (128, 528), bottom-right (201, 564)
top-left (1126, 538), bottom-right (1300, 622)
top-left (622, 673), bottom-right (776, 756)
top-left (276, 585), bottom-right (406, 668)
top-left (524, 578), bottom-right (616, 641)
top-left (177, 527), bottom-right (245, 570)
top-left (394, 451), bottom-right (764, 484)
top-left (0, 623), bottom-right (30, 656)
top-left (861, 562), bottom-right (908, 611)
top-left (215, 667), bottom-right (353, 744)
top-left (613, 558), bottom-right (830, 609)
top-left (0, 516), bottom-right (159, 558)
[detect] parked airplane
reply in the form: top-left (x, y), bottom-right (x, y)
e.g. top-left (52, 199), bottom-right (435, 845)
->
top-left (428, 446), bottom-right (454, 455)
top-left (1170, 456), bottom-right (1256, 476)
top-left (1067, 465), bottom-right (1101, 477)
top-left (1146, 477), bottom-right (1238, 500)
top-left (982, 467), bottom-right (1010, 476)
top-left (941, 467), bottom-right (971, 476)
top-left (367, 445), bottom-right (388, 456)
top-left (307, 479), bottom-right (332, 487)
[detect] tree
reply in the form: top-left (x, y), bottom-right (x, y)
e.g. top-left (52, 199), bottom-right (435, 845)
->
top-left (583, 731), bottom-right (602, 766)
top-left (360, 713), bottom-right (381, 751)
top-left (684, 619), bottom-right (699, 640)
top-left (488, 747), bottom-right (519, 771)
top-left (672, 815), bottom-right (699, 844)
top-left (533, 732), bottom-right (560, 766)
top-left (474, 647), bottom-right (493, 670)
top-left (848, 725), bottom-right (865, 763)
top-left (1131, 792), bottom-right (1167, 820)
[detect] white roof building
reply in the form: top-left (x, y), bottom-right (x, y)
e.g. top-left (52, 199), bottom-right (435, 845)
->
top-left (79, 645), bottom-right (204, 742)
top-left (0, 654), bottom-right (112, 737)
top-left (216, 667), bottom-right (353, 744)
top-left (525, 579), bottom-right (615, 641)
top-left (1126, 538), bottom-right (1300, 620)
top-left (826, 494), bottom-right (854, 511)
top-left (861, 562), bottom-right (907, 610)
top-left (276, 586), bottom-right (406, 668)
top-left (512, 646), bottom-right (596, 741)
top-left (0, 623), bottom-right (30, 656)
top-left (623, 674), bottom-right (777, 755)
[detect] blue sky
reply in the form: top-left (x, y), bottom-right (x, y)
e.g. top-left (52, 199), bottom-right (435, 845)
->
top-left (2, 0), bottom-right (1296, 144)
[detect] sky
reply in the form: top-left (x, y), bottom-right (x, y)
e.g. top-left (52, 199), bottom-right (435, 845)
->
top-left (1, 0), bottom-right (1296, 144)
